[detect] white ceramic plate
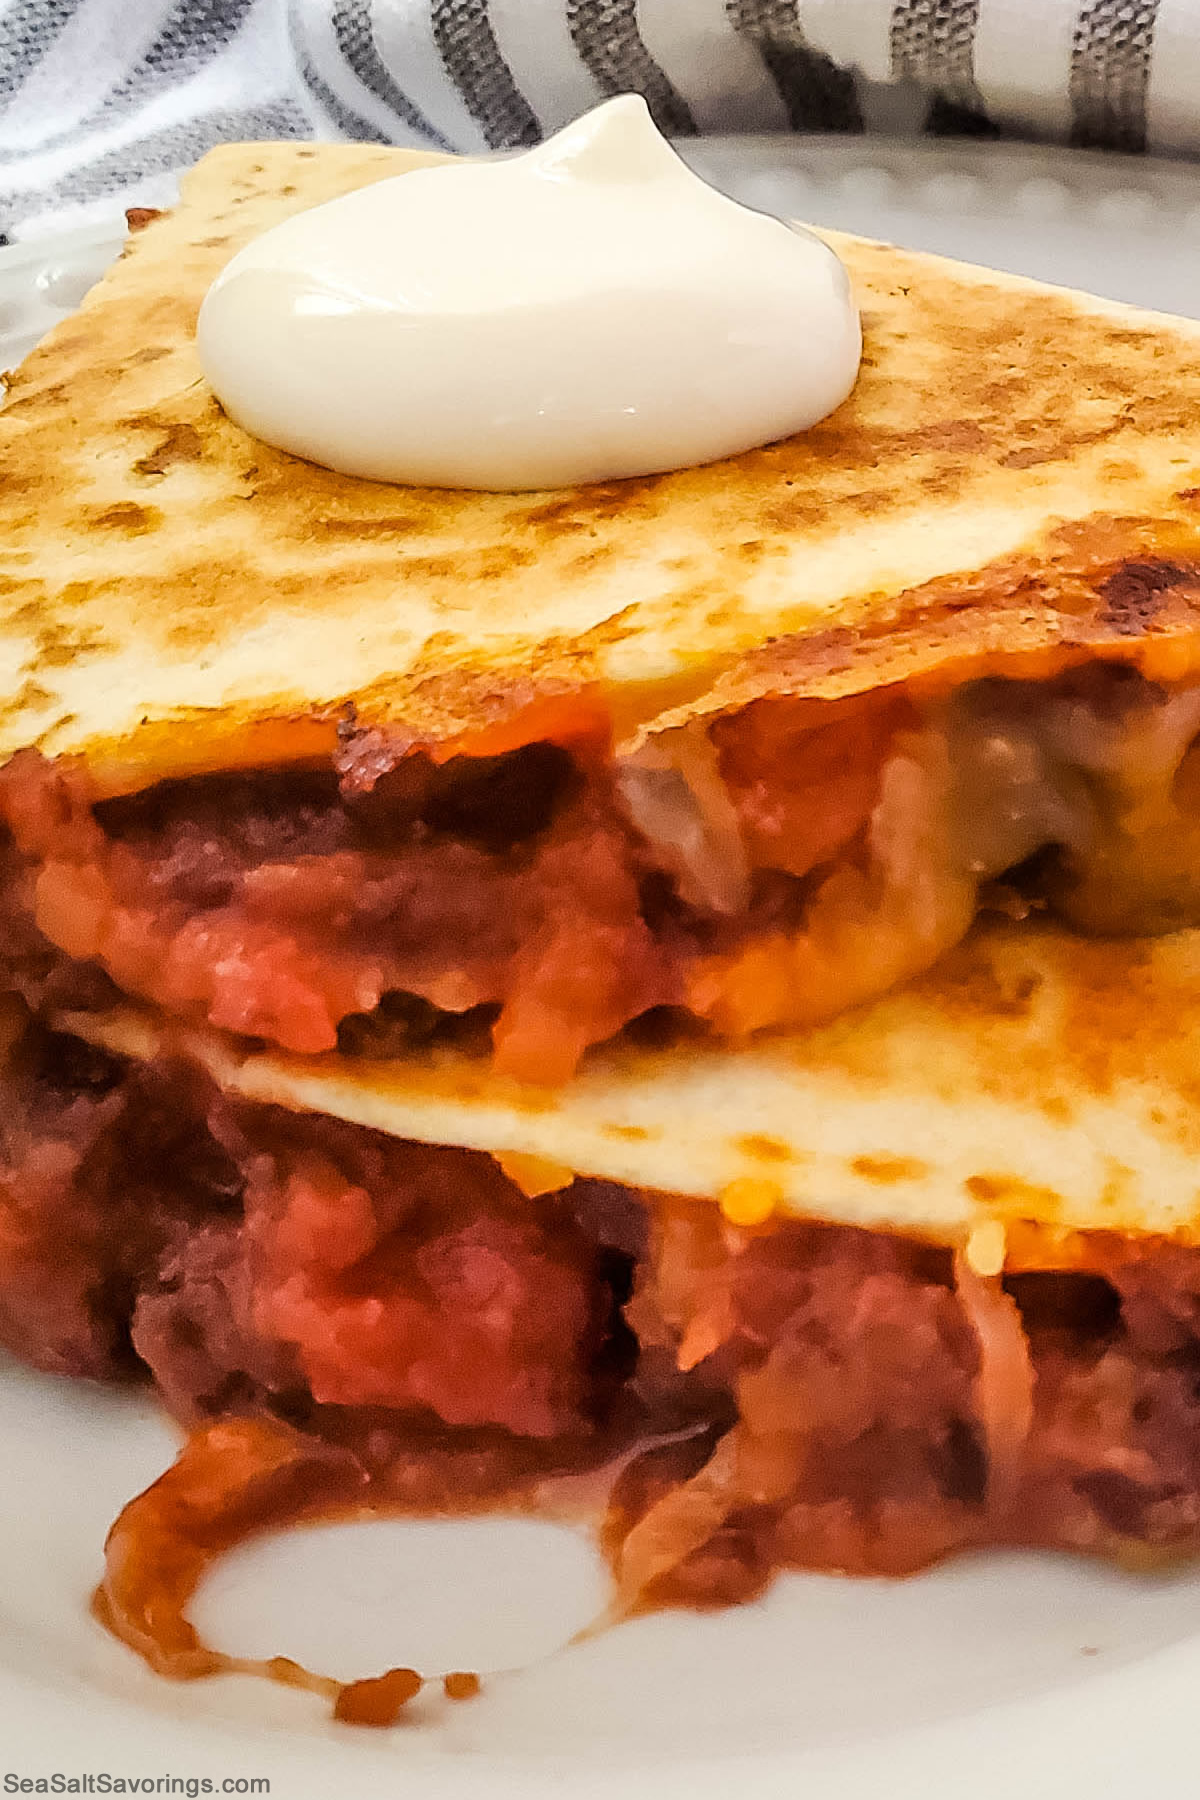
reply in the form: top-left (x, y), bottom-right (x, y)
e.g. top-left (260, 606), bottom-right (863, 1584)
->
top-left (3, 134), bottom-right (1200, 1799)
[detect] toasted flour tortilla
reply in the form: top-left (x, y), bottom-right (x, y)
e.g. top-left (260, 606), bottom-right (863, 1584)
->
top-left (2, 142), bottom-right (1200, 794)
top-left (60, 918), bottom-right (1200, 1245)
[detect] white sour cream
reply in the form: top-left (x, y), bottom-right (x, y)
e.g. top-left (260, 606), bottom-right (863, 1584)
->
top-left (197, 95), bottom-right (862, 491)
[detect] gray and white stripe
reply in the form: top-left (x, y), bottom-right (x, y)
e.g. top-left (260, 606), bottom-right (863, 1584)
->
top-left (431, 0), bottom-right (539, 147)
top-left (333, 0), bottom-right (451, 146)
top-left (2, 0), bottom-right (261, 165)
top-left (728, 0), bottom-right (861, 132)
top-left (0, 0), bottom-right (83, 99)
top-left (1069, 0), bottom-right (1162, 152)
top-left (293, 39), bottom-right (391, 142)
top-left (566, 0), bottom-right (696, 136)
top-left (21, 100), bottom-right (310, 215)
top-left (3, 0), bottom-right (1199, 240)
top-left (889, 0), bottom-right (981, 107)
top-left (1145, 0), bottom-right (1200, 152)
top-left (2, 0), bottom-right (316, 236)
top-left (637, 0), bottom-right (788, 133)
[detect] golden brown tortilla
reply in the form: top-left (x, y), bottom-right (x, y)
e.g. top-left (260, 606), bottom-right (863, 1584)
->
top-left (3, 142), bottom-right (1200, 794)
top-left (60, 918), bottom-right (1200, 1247)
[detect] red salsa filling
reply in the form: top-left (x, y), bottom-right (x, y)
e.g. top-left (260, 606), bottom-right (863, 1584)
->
top-left (5, 662), bottom-right (1200, 1086)
top-left (0, 687), bottom-right (930, 1084)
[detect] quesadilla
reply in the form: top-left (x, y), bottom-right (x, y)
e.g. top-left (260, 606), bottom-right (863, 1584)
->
top-left (5, 138), bottom-right (1200, 1695)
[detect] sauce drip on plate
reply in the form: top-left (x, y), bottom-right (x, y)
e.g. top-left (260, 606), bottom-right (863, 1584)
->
top-left (91, 1416), bottom-right (482, 1726)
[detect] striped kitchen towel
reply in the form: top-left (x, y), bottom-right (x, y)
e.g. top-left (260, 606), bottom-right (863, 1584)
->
top-left (2, 0), bottom-right (1198, 238)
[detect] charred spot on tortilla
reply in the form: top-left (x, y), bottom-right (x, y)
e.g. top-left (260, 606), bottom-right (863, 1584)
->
top-left (1098, 558), bottom-right (1197, 634)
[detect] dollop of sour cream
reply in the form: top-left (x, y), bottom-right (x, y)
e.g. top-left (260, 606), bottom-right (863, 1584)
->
top-left (197, 95), bottom-right (862, 491)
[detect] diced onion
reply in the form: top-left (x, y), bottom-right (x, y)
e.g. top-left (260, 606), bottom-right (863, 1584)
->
top-left (954, 1250), bottom-right (1035, 1523)
top-left (617, 725), bottom-right (750, 914)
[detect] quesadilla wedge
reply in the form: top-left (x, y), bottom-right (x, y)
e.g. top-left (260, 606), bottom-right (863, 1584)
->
top-left (3, 143), bottom-right (1200, 1084)
top-left (8, 138), bottom-right (1200, 1701)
